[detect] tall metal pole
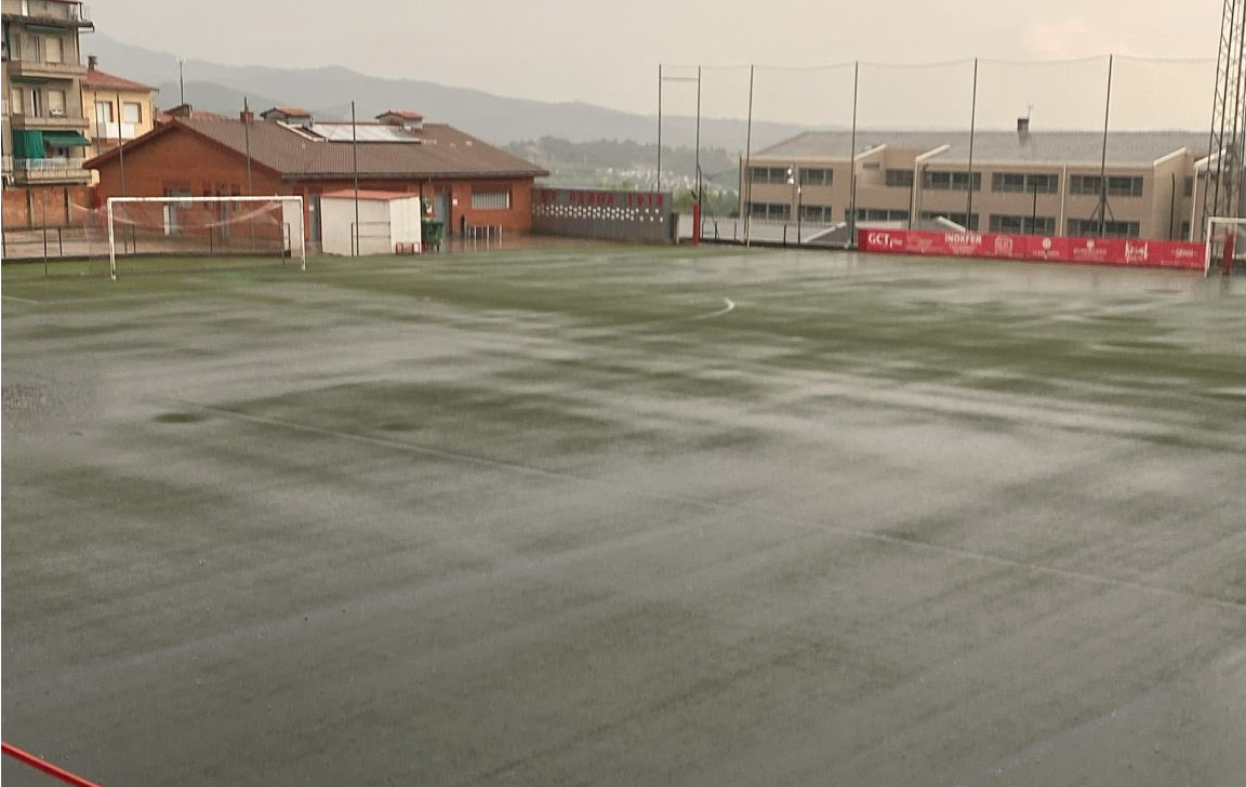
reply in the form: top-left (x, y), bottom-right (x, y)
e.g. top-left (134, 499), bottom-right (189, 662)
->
top-left (115, 90), bottom-right (126, 197)
top-left (966, 58), bottom-right (979, 224)
top-left (1233, 8), bottom-right (1246, 216)
top-left (744, 65), bottom-right (755, 246)
top-left (657, 64), bottom-right (663, 194)
top-left (695, 66), bottom-right (702, 206)
top-left (243, 97), bottom-right (253, 195)
top-left (179, 59), bottom-right (185, 106)
top-left (351, 100), bottom-right (361, 256)
top-left (849, 61), bottom-right (859, 247)
top-left (1098, 55), bottom-right (1114, 237)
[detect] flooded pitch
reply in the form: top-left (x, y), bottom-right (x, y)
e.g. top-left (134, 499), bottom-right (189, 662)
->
top-left (3, 247), bottom-right (1245, 786)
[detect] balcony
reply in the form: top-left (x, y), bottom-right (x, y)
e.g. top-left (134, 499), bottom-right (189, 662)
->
top-left (10, 113), bottom-right (90, 131)
top-left (10, 156), bottom-right (90, 184)
top-left (2, 1), bottom-right (93, 28)
top-left (6, 59), bottom-right (87, 79)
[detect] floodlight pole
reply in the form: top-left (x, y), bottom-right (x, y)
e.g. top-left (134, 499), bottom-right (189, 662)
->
top-left (744, 64), bottom-right (755, 247)
top-left (115, 89), bottom-right (126, 197)
top-left (695, 65), bottom-right (702, 245)
top-left (1098, 55), bottom-right (1114, 238)
top-left (849, 61), bottom-right (859, 248)
top-left (657, 64), bottom-right (662, 194)
top-left (966, 58), bottom-right (978, 224)
top-left (352, 100), bottom-right (361, 256)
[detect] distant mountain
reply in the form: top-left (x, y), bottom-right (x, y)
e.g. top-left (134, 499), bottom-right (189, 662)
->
top-left (505, 136), bottom-right (741, 193)
top-left (84, 33), bottom-right (806, 150)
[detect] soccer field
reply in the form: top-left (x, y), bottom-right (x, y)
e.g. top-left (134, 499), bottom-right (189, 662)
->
top-left (3, 246), bottom-right (1245, 787)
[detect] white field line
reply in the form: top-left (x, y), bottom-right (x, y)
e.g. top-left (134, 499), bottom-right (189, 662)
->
top-left (2, 294), bottom-right (42, 304)
top-left (688, 297), bottom-right (736, 321)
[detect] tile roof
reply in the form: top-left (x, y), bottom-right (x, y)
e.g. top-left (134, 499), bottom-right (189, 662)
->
top-left (379, 110), bottom-right (424, 120)
top-left (263, 106), bottom-right (313, 117)
top-left (753, 130), bottom-right (1211, 166)
top-left (87, 118), bottom-right (549, 180)
top-left (83, 68), bottom-right (156, 92)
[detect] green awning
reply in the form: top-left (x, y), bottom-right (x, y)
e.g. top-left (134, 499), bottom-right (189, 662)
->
top-left (11, 130), bottom-right (45, 158)
top-left (43, 131), bottom-right (91, 147)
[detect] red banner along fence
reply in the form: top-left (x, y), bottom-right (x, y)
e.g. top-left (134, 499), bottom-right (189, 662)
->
top-left (857, 229), bottom-right (1206, 270)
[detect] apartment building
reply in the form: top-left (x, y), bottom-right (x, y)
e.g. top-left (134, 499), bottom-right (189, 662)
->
top-left (742, 124), bottom-right (1214, 242)
top-left (2, 0), bottom-right (93, 188)
top-left (82, 55), bottom-right (157, 160)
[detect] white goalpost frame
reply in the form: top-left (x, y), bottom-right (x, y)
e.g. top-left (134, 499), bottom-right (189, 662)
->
top-left (1204, 216), bottom-right (1246, 277)
top-left (106, 195), bottom-right (306, 280)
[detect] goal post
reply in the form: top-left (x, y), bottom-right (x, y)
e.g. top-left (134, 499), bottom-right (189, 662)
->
top-left (1204, 216), bottom-right (1246, 277)
top-left (105, 195), bottom-right (306, 280)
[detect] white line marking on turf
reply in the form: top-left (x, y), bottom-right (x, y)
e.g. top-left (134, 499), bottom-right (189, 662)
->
top-left (2, 294), bottom-right (41, 304)
top-left (689, 297), bottom-right (735, 320)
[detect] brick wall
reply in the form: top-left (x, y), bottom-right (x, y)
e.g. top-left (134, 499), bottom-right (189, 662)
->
top-left (1, 185), bottom-right (97, 229)
top-left (91, 124), bottom-right (538, 240)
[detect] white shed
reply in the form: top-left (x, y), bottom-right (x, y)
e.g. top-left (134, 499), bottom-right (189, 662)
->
top-left (320, 190), bottom-right (424, 256)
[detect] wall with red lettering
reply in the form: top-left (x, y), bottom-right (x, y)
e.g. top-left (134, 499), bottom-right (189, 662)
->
top-left (857, 229), bottom-right (1205, 270)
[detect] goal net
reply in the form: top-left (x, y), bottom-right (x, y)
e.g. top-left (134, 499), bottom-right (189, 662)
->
top-left (1205, 217), bottom-right (1246, 277)
top-left (100, 196), bottom-right (305, 279)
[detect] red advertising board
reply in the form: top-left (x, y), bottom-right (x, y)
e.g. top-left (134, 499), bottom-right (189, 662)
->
top-left (857, 229), bottom-right (1205, 270)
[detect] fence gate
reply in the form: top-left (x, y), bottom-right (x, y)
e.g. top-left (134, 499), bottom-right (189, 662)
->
top-left (532, 188), bottom-right (673, 242)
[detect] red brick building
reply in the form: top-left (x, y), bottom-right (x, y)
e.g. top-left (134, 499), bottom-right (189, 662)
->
top-left (83, 109), bottom-right (548, 244)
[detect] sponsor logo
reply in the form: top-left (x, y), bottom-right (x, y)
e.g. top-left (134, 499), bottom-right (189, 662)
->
top-left (1124, 242), bottom-right (1150, 263)
top-left (945, 233), bottom-right (982, 245)
top-left (866, 232), bottom-right (903, 249)
top-left (993, 236), bottom-right (1014, 256)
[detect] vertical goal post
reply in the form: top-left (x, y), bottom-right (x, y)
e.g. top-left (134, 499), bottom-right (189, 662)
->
top-left (1204, 216), bottom-right (1246, 277)
top-left (105, 195), bottom-right (306, 280)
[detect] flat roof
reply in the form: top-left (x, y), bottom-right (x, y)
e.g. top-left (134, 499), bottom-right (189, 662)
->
top-left (753, 130), bottom-right (1210, 166)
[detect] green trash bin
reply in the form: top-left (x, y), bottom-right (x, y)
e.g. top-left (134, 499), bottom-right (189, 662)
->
top-left (422, 220), bottom-right (444, 252)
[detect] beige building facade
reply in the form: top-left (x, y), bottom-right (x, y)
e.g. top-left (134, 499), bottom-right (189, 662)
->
top-left (743, 127), bottom-right (1215, 242)
top-left (2, 0), bottom-right (93, 186)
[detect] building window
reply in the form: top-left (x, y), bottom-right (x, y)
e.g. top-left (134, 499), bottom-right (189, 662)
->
top-left (9, 87), bottom-right (23, 115)
top-left (989, 214), bottom-right (1056, 235)
top-left (29, 88), bottom-right (42, 117)
top-left (799, 168), bottom-right (832, 187)
top-left (43, 34), bottom-right (62, 63)
top-left (95, 100), bottom-right (113, 124)
top-left (1181, 221), bottom-right (1191, 240)
top-left (47, 89), bottom-right (65, 117)
top-left (992, 172), bottom-right (1058, 193)
top-left (856, 208), bottom-right (910, 222)
top-left (1183, 177), bottom-right (1194, 198)
top-left (885, 169), bottom-right (914, 188)
top-left (25, 34), bottom-right (40, 62)
top-left (747, 202), bottom-right (791, 221)
top-left (749, 167), bottom-right (792, 185)
top-left (922, 211), bottom-right (980, 230)
top-left (799, 204), bottom-right (834, 223)
top-left (471, 189), bottom-right (511, 210)
top-left (122, 101), bottom-right (142, 123)
top-left (1070, 175), bottom-right (1144, 197)
top-left (1067, 219), bottom-right (1141, 238)
top-left (923, 170), bottom-right (982, 191)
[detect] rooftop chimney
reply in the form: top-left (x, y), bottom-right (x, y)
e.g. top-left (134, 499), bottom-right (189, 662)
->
top-left (87, 54), bottom-right (98, 71)
top-left (240, 109), bottom-right (254, 123)
top-left (1017, 116), bottom-right (1031, 138)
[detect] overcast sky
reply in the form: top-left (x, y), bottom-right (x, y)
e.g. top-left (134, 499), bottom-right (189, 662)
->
top-left (94, 0), bottom-right (1221, 123)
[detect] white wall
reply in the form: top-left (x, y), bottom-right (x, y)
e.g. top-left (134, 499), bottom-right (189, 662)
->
top-left (321, 197), bottom-right (389, 256)
top-left (388, 196), bottom-right (423, 250)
